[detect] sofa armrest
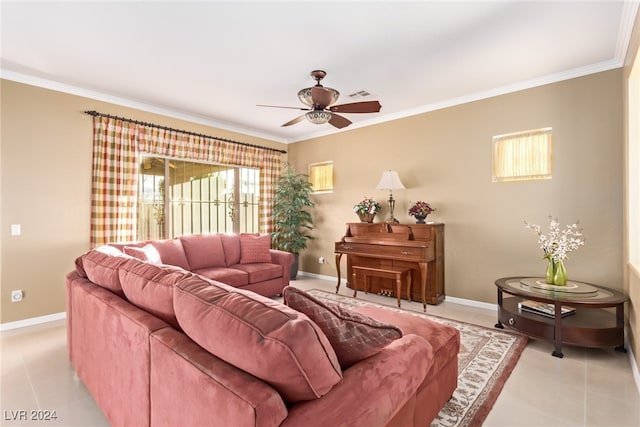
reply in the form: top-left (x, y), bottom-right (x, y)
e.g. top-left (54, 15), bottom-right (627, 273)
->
top-left (281, 334), bottom-right (433, 427)
top-left (269, 249), bottom-right (294, 282)
top-left (150, 328), bottom-right (288, 427)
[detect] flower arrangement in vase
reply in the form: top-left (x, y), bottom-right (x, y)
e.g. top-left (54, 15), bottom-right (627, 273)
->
top-left (408, 201), bottom-right (435, 224)
top-left (353, 197), bottom-right (381, 223)
top-left (524, 216), bottom-right (585, 285)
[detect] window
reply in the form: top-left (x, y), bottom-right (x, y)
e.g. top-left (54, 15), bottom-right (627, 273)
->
top-left (492, 128), bottom-right (553, 182)
top-left (309, 161), bottom-right (334, 193)
top-left (137, 156), bottom-right (259, 240)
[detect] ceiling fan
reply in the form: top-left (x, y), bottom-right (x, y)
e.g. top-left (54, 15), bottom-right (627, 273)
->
top-left (257, 70), bottom-right (382, 129)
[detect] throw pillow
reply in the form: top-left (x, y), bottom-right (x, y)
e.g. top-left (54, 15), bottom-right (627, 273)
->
top-left (123, 244), bottom-right (161, 264)
top-left (150, 239), bottom-right (190, 270)
top-left (239, 233), bottom-right (272, 264)
top-left (283, 286), bottom-right (403, 369)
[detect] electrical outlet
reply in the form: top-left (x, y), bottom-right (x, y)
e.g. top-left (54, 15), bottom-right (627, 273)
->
top-left (318, 256), bottom-right (325, 264)
top-left (11, 290), bottom-right (23, 302)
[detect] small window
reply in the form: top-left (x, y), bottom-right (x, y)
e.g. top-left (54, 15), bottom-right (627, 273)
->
top-left (309, 161), bottom-right (334, 193)
top-left (492, 128), bottom-right (553, 182)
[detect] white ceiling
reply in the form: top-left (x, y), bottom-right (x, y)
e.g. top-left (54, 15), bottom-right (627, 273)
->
top-left (1, 1), bottom-right (638, 143)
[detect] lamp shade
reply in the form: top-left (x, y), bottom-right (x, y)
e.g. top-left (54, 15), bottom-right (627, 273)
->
top-left (375, 170), bottom-right (406, 190)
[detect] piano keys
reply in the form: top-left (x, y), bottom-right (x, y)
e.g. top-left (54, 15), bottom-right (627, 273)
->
top-left (335, 222), bottom-right (445, 306)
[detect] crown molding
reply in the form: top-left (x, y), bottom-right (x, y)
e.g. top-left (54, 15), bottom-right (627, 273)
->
top-left (0, 52), bottom-right (628, 146)
top-left (0, 69), bottom-right (291, 144)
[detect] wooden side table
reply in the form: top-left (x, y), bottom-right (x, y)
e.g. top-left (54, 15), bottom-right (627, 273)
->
top-left (495, 277), bottom-right (629, 358)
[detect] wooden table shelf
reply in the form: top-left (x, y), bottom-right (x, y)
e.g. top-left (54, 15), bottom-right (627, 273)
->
top-left (495, 277), bottom-right (629, 358)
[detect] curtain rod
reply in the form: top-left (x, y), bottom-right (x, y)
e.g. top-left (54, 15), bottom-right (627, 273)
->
top-left (84, 110), bottom-right (287, 154)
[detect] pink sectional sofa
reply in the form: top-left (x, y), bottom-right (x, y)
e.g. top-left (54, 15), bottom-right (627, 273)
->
top-left (66, 234), bottom-right (460, 427)
top-left (110, 232), bottom-right (295, 297)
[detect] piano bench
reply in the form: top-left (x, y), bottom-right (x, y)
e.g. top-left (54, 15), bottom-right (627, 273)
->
top-left (351, 266), bottom-right (414, 310)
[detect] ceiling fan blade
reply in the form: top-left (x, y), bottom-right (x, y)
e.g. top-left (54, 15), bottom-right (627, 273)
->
top-left (329, 100), bottom-right (382, 113)
top-left (281, 115), bottom-right (306, 127)
top-left (257, 104), bottom-right (310, 111)
top-left (328, 113), bottom-right (352, 129)
top-left (311, 86), bottom-right (335, 107)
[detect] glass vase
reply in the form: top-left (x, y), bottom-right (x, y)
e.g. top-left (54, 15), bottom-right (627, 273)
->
top-left (553, 260), bottom-right (568, 286)
top-left (545, 258), bottom-right (555, 285)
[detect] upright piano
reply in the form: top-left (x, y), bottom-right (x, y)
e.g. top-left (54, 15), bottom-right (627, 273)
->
top-left (334, 222), bottom-right (445, 305)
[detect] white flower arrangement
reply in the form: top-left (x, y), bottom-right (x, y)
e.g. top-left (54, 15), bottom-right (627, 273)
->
top-left (524, 216), bottom-right (585, 262)
top-left (353, 197), bottom-right (381, 215)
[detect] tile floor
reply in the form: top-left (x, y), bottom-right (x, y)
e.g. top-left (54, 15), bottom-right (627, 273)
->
top-left (2, 276), bottom-right (639, 426)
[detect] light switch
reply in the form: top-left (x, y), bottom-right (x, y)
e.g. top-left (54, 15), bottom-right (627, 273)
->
top-left (11, 224), bottom-right (21, 236)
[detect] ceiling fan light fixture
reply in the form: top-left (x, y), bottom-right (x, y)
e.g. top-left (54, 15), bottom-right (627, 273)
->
top-left (305, 110), bottom-right (332, 125)
top-left (298, 87), bottom-right (340, 107)
top-left (297, 88), bottom-right (314, 107)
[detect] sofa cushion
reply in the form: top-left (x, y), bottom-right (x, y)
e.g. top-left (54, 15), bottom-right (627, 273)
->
top-left (81, 246), bottom-right (131, 296)
top-left (173, 276), bottom-right (343, 403)
top-left (220, 234), bottom-right (241, 266)
top-left (283, 286), bottom-right (403, 369)
top-left (118, 258), bottom-right (188, 330)
top-left (228, 263), bottom-right (282, 284)
top-left (123, 244), bottom-right (161, 264)
top-left (351, 305), bottom-right (460, 376)
top-left (239, 233), bottom-right (272, 264)
top-left (192, 267), bottom-right (249, 287)
top-left (150, 239), bottom-right (190, 270)
top-left (180, 234), bottom-right (226, 270)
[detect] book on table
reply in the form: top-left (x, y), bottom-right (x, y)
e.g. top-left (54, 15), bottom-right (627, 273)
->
top-left (518, 300), bottom-right (576, 318)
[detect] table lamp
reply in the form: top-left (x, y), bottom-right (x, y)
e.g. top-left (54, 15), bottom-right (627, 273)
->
top-left (376, 170), bottom-right (406, 223)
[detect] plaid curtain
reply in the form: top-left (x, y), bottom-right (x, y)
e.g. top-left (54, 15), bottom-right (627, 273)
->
top-left (90, 116), bottom-right (140, 246)
top-left (91, 117), bottom-right (282, 246)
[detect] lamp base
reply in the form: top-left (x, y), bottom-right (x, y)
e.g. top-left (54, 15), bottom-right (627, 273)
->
top-left (385, 217), bottom-right (400, 224)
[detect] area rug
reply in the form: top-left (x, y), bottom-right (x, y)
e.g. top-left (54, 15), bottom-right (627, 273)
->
top-left (306, 289), bottom-right (528, 427)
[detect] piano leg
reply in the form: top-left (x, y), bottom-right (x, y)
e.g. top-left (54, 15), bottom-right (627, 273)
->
top-left (335, 253), bottom-right (343, 293)
top-left (419, 262), bottom-right (428, 312)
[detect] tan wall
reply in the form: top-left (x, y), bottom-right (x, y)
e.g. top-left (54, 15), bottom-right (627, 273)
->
top-left (0, 80), bottom-right (286, 324)
top-left (623, 9), bottom-right (640, 372)
top-left (0, 69), bottom-right (626, 323)
top-left (289, 70), bottom-right (623, 305)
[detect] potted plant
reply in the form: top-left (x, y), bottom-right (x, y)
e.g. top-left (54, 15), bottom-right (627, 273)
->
top-left (271, 162), bottom-right (315, 279)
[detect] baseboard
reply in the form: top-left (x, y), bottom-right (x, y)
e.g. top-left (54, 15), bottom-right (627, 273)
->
top-left (627, 333), bottom-right (640, 396)
top-left (298, 271), bottom-right (498, 311)
top-left (0, 312), bottom-right (67, 332)
top-left (297, 270), bottom-right (347, 284)
top-left (444, 295), bottom-right (498, 311)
